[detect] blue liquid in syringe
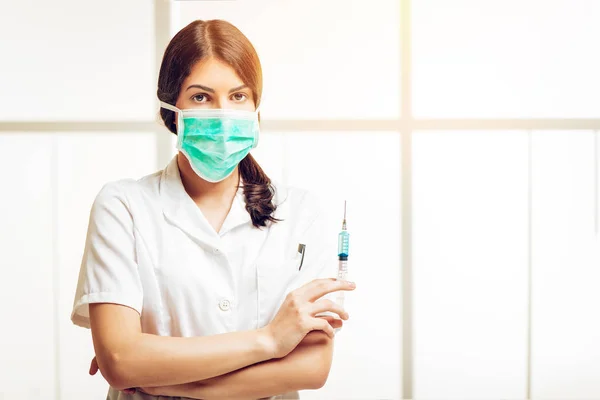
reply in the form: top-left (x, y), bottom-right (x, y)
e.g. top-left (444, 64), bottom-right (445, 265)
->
top-left (338, 230), bottom-right (350, 258)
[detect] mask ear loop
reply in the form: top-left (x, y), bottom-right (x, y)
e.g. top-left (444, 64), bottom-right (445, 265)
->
top-left (253, 103), bottom-right (261, 149)
top-left (159, 101), bottom-right (180, 113)
top-left (160, 101), bottom-right (184, 148)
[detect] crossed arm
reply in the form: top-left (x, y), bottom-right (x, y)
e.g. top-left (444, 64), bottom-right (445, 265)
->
top-left (135, 330), bottom-right (335, 399)
top-left (89, 303), bottom-right (341, 399)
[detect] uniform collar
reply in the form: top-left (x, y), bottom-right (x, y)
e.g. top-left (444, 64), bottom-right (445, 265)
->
top-left (159, 156), bottom-right (252, 243)
top-left (219, 183), bottom-right (251, 235)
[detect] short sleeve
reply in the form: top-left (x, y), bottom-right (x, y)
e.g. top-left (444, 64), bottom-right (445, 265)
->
top-left (70, 181), bottom-right (143, 329)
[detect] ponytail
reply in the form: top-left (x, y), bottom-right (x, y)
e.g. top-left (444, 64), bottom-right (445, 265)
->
top-left (238, 154), bottom-right (280, 228)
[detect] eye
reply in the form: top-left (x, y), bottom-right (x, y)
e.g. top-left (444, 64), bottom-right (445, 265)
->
top-left (232, 93), bottom-right (248, 102)
top-left (192, 93), bottom-right (210, 103)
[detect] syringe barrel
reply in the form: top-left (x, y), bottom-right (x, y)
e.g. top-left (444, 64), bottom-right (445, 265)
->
top-left (336, 259), bottom-right (348, 308)
top-left (337, 259), bottom-right (348, 280)
top-left (338, 230), bottom-right (350, 257)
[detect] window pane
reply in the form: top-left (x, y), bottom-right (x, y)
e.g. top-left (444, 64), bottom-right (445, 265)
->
top-left (0, 1), bottom-right (155, 121)
top-left (412, 131), bottom-right (529, 398)
top-left (281, 132), bottom-right (401, 399)
top-left (413, 0), bottom-right (600, 118)
top-left (530, 131), bottom-right (600, 398)
top-left (0, 134), bottom-right (56, 399)
top-left (56, 132), bottom-right (157, 399)
top-left (248, 133), bottom-right (287, 185)
top-left (175, 0), bottom-right (400, 119)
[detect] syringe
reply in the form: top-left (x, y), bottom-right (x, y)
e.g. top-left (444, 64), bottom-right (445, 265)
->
top-left (336, 201), bottom-right (350, 308)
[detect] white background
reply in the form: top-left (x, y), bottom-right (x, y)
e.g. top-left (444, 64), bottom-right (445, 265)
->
top-left (1, 0), bottom-right (599, 399)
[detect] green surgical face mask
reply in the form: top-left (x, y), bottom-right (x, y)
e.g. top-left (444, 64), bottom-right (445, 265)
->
top-left (160, 101), bottom-right (260, 182)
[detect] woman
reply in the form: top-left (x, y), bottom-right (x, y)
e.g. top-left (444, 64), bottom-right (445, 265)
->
top-left (71, 19), bottom-right (355, 400)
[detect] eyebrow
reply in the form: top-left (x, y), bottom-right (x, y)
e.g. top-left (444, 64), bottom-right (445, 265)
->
top-left (186, 84), bottom-right (248, 94)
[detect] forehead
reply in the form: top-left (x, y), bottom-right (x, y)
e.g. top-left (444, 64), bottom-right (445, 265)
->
top-left (183, 57), bottom-right (244, 87)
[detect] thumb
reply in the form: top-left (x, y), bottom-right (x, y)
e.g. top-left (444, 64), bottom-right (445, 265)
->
top-left (89, 356), bottom-right (99, 376)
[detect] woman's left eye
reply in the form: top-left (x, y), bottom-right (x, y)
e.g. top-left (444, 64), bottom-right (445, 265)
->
top-left (232, 93), bottom-right (247, 101)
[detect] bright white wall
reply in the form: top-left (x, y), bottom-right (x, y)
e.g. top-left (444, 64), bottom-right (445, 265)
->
top-left (0, 0), bottom-right (155, 121)
top-left (413, 0), bottom-right (600, 118)
top-left (412, 131), bottom-right (529, 399)
top-left (530, 131), bottom-right (600, 399)
top-left (0, 135), bottom-right (56, 399)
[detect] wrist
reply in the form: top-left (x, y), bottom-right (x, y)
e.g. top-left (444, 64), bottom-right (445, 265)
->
top-left (255, 326), bottom-right (277, 360)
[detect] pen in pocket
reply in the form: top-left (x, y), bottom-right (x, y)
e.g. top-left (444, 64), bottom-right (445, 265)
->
top-left (297, 243), bottom-right (306, 270)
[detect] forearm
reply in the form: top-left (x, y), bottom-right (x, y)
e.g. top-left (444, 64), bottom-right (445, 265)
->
top-left (96, 327), bottom-right (274, 390)
top-left (146, 332), bottom-right (334, 400)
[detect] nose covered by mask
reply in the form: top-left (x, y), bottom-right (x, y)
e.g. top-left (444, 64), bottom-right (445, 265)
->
top-left (160, 101), bottom-right (260, 183)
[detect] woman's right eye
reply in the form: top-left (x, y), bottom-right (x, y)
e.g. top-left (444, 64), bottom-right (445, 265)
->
top-left (192, 94), bottom-right (209, 103)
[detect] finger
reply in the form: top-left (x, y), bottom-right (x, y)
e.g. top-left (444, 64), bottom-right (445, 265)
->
top-left (89, 357), bottom-right (98, 376)
top-left (317, 315), bottom-right (343, 329)
top-left (311, 299), bottom-right (349, 320)
top-left (316, 315), bottom-right (337, 323)
top-left (330, 319), bottom-right (343, 329)
top-left (317, 315), bottom-right (344, 329)
top-left (298, 278), bottom-right (355, 302)
top-left (310, 317), bottom-right (335, 339)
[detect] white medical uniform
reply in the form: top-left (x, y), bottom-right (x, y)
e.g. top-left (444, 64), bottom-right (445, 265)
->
top-left (71, 156), bottom-right (336, 400)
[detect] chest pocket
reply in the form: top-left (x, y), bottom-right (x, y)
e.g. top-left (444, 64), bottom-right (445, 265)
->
top-left (255, 228), bottom-right (305, 327)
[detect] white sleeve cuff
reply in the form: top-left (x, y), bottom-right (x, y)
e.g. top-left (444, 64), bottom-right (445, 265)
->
top-left (71, 291), bottom-right (143, 329)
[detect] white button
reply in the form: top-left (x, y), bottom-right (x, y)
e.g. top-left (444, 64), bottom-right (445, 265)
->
top-left (213, 248), bottom-right (221, 254)
top-left (219, 299), bottom-right (231, 311)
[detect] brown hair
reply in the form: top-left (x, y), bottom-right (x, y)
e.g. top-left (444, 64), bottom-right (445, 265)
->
top-left (157, 19), bottom-right (278, 228)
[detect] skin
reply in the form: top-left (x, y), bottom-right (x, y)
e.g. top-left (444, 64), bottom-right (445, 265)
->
top-left (87, 57), bottom-right (357, 399)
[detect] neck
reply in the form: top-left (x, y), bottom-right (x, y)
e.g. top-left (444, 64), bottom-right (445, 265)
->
top-left (177, 152), bottom-right (240, 205)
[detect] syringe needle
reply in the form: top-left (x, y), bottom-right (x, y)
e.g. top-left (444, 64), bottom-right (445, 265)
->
top-left (342, 200), bottom-right (347, 230)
